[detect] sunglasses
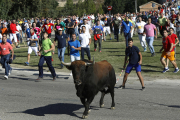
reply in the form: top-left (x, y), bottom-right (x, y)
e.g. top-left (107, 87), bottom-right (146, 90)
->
top-left (3, 36), bottom-right (6, 37)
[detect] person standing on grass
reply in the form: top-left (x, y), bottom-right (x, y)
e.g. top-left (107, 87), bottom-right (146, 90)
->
top-left (9, 20), bottom-right (19, 48)
top-left (92, 20), bottom-right (103, 52)
top-left (174, 13), bottom-right (180, 46)
top-left (0, 34), bottom-right (14, 79)
top-left (53, 28), bottom-right (69, 69)
top-left (157, 13), bottom-right (167, 37)
top-left (24, 28), bottom-right (39, 66)
top-left (79, 26), bottom-right (91, 60)
top-left (118, 38), bottom-right (145, 91)
top-left (42, 19), bottom-right (54, 39)
top-left (135, 16), bottom-right (147, 52)
top-left (166, 28), bottom-right (179, 68)
top-left (121, 16), bottom-right (133, 48)
top-left (143, 18), bottom-right (158, 57)
top-left (112, 15), bottom-right (121, 42)
top-left (36, 32), bottom-right (56, 82)
top-left (160, 29), bottom-right (179, 73)
top-left (68, 33), bottom-right (81, 76)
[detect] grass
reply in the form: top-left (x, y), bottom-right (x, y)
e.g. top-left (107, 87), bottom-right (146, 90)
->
top-left (12, 33), bottom-right (180, 79)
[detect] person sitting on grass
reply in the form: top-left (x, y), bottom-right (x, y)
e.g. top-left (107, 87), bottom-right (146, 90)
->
top-left (118, 38), bottom-right (145, 91)
top-left (25, 28), bottom-right (39, 66)
top-left (160, 29), bottom-right (179, 73)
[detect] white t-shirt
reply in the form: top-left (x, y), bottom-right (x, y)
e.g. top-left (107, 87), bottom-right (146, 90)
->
top-left (118, 17), bottom-right (121, 21)
top-left (0, 33), bottom-right (2, 40)
top-left (80, 24), bottom-right (91, 34)
top-left (135, 21), bottom-right (146, 33)
top-left (79, 32), bottom-right (91, 48)
top-left (24, 23), bottom-right (29, 29)
top-left (16, 25), bottom-right (22, 34)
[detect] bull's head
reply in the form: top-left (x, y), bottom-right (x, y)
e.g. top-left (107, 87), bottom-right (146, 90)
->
top-left (62, 60), bottom-right (95, 86)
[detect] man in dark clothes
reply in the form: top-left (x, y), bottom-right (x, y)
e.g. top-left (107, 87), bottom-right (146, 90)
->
top-left (118, 38), bottom-right (145, 91)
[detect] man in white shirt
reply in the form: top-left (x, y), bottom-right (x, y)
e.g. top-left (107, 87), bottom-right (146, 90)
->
top-left (80, 18), bottom-right (92, 34)
top-left (16, 22), bottom-right (22, 47)
top-left (135, 16), bottom-right (147, 51)
top-left (79, 26), bottom-right (91, 60)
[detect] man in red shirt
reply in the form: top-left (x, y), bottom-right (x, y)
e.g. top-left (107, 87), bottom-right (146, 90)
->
top-left (0, 34), bottom-right (14, 79)
top-left (160, 29), bottom-right (179, 73)
top-left (170, 9), bottom-right (177, 23)
top-left (42, 19), bottom-right (54, 39)
top-left (166, 28), bottom-right (179, 67)
top-left (9, 20), bottom-right (19, 48)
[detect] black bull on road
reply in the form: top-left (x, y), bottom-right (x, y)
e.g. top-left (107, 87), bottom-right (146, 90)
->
top-left (62, 60), bottom-right (116, 119)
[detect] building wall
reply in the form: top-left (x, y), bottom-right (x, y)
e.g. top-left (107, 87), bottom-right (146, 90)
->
top-left (56, 0), bottom-right (84, 7)
top-left (140, 3), bottom-right (160, 12)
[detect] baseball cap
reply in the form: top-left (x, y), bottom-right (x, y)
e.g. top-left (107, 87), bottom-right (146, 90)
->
top-left (58, 28), bottom-right (62, 31)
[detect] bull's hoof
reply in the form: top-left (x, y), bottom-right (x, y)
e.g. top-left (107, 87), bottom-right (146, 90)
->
top-left (100, 104), bottom-right (104, 108)
top-left (82, 115), bottom-right (88, 119)
top-left (111, 107), bottom-right (115, 110)
top-left (88, 109), bottom-right (91, 113)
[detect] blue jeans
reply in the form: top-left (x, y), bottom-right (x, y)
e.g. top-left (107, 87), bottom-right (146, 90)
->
top-left (146, 37), bottom-right (155, 54)
top-left (58, 47), bottom-right (66, 67)
top-left (124, 32), bottom-right (131, 47)
top-left (1, 54), bottom-right (11, 76)
top-left (81, 47), bottom-right (91, 60)
top-left (38, 55), bottom-right (56, 78)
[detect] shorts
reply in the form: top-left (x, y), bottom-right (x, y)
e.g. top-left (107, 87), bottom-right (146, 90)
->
top-left (28, 46), bottom-right (38, 55)
top-left (103, 26), bottom-right (111, 34)
top-left (10, 33), bottom-right (17, 42)
top-left (125, 63), bottom-right (141, 74)
top-left (161, 51), bottom-right (175, 61)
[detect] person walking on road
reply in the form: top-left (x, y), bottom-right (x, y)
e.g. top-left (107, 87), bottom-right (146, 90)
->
top-left (160, 29), bottom-right (179, 73)
top-left (36, 32), bottom-right (56, 81)
top-left (0, 34), bottom-right (14, 79)
top-left (118, 38), bottom-right (145, 91)
top-left (144, 18), bottom-right (158, 57)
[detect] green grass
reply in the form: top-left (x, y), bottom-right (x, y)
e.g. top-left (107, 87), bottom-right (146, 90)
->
top-left (12, 34), bottom-right (180, 79)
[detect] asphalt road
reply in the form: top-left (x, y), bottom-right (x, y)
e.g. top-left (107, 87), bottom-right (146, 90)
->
top-left (0, 67), bottom-right (180, 120)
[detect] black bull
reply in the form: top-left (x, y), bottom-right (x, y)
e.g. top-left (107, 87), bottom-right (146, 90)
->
top-left (62, 60), bottom-right (116, 119)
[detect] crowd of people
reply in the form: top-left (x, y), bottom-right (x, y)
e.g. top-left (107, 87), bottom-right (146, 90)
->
top-left (0, 0), bottom-right (179, 83)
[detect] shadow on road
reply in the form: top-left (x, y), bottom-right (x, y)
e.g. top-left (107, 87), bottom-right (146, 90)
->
top-left (19, 103), bottom-right (84, 118)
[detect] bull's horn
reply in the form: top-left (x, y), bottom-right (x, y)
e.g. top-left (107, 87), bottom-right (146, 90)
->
top-left (85, 63), bottom-right (92, 66)
top-left (61, 61), bottom-right (71, 66)
top-left (93, 57), bottom-right (95, 64)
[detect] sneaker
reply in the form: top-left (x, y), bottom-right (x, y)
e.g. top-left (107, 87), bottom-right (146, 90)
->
top-left (16, 45), bottom-right (20, 48)
top-left (99, 51), bottom-right (102, 53)
top-left (110, 37), bottom-right (112, 40)
top-left (35, 77), bottom-right (43, 82)
top-left (70, 72), bottom-right (72, 76)
top-left (162, 68), bottom-right (169, 73)
top-left (104, 38), bottom-right (106, 41)
top-left (4, 75), bottom-right (8, 80)
top-left (151, 53), bottom-right (155, 57)
top-left (52, 77), bottom-right (56, 81)
top-left (118, 85), bottom-right (125, 89)
top-left (144, 48), bottom-right (147, 52)
top-left (174, 68), bottom-right (179, 73)
top-left (94, 49), bottom-right (97, 52)
top-left (25, 62), bottom-right (29, 66)
top-left (142, 87), bottom-right (145, 91)
top-left (9, 67), bottom-right (12, 75)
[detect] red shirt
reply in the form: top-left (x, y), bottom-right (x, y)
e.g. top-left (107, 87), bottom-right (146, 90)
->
top-left (0, 42), bottom-right (12, 55)
top-left (10, 23), bottom-right (18, 34)
top-left (169, 33), bottom-right (177, 48)
top-left (42, 23), bottom-right (54, 34)
top-left (171, 14), bottom-right (177, 23)
top-left (162, 36), bottom-right (174, 52)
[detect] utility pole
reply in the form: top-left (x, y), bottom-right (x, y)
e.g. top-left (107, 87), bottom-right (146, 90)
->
top-left (135, 0), bottom-right (137, 13)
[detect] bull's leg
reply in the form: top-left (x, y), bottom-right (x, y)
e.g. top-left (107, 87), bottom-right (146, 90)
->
top-left (100, 90), bottom-right (105, 108)
top-left (109, 87), bottom-right (115, 109)
top-left (82, 96), bottom-right (95, 119)
top-left (80, 98), bottom-right (85, 106)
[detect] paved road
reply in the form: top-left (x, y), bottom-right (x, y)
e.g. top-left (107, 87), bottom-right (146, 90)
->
top-left (0, 67), bottom-right (180, 120)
